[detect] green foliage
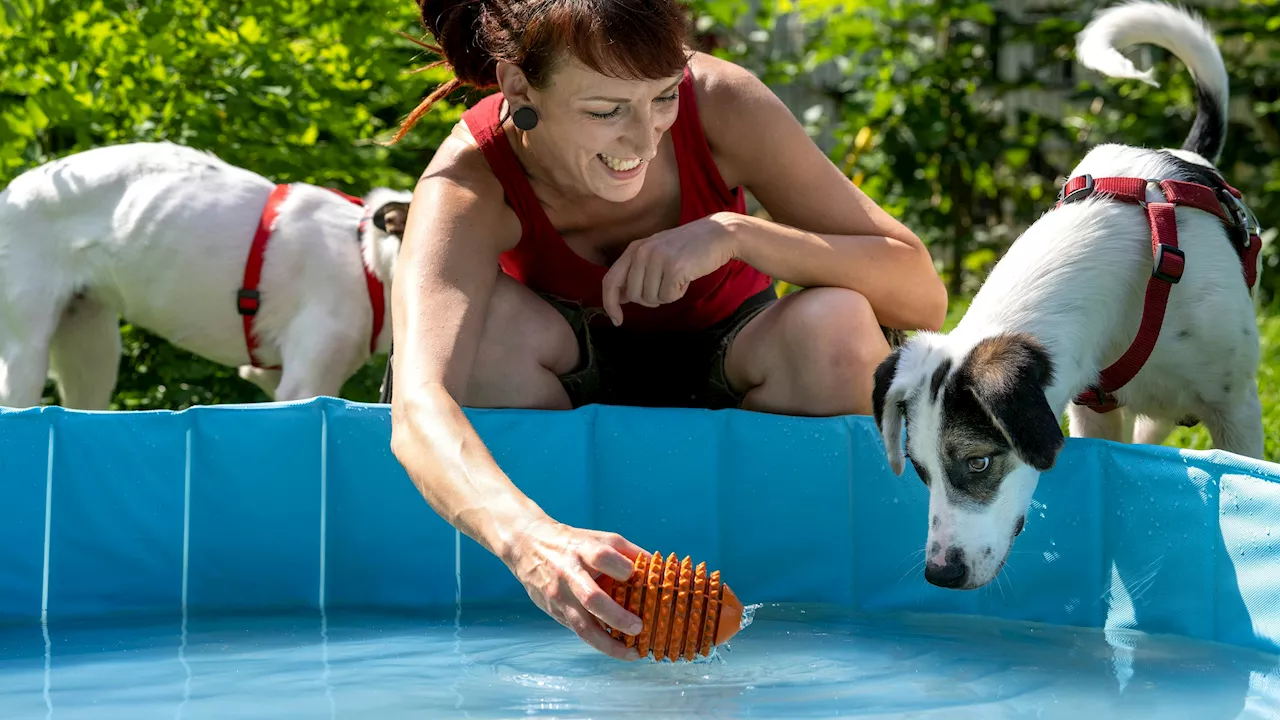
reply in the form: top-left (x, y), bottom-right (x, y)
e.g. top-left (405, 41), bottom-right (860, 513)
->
top-left (1, 0), bottom-right (448, 186)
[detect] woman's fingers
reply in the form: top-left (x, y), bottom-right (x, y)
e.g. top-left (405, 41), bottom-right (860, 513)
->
top-left (658, 273), bottom-right (688, 304)
top-left (641, 249), bottom-right (665, 306)
top-left (591, 531), bottom-right (646, 564)
top-left (582, 538), bottom-right (639, 581)
top-left (600, 248), bottom-right (633, 325)
top-left (625, 247), bottom-right (657, 308)
top-left (562, 603), bottom-right (640, 661)
top-left (570, 564), bottom-right (643, 635)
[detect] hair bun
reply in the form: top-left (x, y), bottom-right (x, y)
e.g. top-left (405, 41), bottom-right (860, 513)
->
top-left (417, 0), bottom-right (498, 89)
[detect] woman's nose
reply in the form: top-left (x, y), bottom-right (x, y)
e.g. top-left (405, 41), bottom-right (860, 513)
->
top-left (622, 111), bottom-right (659, 159)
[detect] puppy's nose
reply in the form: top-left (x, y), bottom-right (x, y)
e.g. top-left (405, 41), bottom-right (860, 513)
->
top-left (924, 547), bottom-right (968, 588)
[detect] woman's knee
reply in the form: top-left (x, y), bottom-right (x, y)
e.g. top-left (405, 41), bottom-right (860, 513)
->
top-left (782, 289), bottom-right (891, 382)
top-left (739, 287), bottom-right (893, 416)
top-left (465, 274), bottom-right (580, 409)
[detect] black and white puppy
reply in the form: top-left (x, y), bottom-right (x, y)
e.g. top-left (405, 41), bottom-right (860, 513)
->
top-left (872, 1), bottom-right (1265, 590)
top-left (0, 141), bottom-right (412, 409)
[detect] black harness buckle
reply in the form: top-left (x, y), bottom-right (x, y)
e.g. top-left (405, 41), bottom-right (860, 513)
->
top-left (237, 288), bottom-right (261, 316)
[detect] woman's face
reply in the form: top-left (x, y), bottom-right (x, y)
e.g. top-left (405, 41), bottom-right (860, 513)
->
top-left (519, 57), bottom-right (685, 203)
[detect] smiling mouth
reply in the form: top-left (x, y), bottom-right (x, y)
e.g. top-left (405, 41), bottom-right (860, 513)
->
top-left (598, 153), bottom-right (644, 173)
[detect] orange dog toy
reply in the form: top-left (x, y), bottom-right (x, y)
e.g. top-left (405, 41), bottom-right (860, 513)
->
top-left (597, 551), bottom-right (745, 661)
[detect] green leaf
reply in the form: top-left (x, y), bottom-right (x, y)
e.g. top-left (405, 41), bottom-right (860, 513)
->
top-left (25, 95), bottom-right (48, 130)
top-left (238, 15), bottom-right (262, 43)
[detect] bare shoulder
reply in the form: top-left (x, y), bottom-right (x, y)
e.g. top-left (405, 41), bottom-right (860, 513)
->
top-left (410, 120), bottom-right (523, 256)
top-left (685, 51), bottom-right (777, 110)
top-left (684, 52), bottom-right (800, 189)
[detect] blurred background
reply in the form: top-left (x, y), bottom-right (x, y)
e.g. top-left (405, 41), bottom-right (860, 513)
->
top-left (2, 0), bottom-right (1276, 456)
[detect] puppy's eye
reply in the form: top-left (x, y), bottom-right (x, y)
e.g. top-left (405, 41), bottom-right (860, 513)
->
top-left (966, 456), bottom-right (991, 473)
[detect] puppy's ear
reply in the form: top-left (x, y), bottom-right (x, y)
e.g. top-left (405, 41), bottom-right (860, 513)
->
top-left (872, 348), bottom-right (907, 475)
top-left (960, 333), bottom-right (1064, 471)
top-left (373, 202), bottom-right (410, 236)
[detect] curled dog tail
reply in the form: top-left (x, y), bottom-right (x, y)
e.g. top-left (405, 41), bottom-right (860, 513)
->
top-left (1075, 0), bottom-right (1229, 163)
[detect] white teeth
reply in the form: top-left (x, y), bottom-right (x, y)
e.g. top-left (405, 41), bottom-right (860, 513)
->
top-left (600, 154), bottom-right (643, 172)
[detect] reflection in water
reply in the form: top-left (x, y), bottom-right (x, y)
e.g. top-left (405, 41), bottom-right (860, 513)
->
top-left (321, 608), bottom-right (335, 720)
top-left (2, 603), bottom-right (1277, 719)
top-left (1104, 561), bottom-right (1138, 694)
top-left (177, 613), bottom-right (192, 720)
top-left (41, 618), bottom-right (51, 720)
top-left (450, 528), bottom-right (472, 717)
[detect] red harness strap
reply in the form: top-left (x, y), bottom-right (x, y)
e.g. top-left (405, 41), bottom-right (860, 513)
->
top-left (1055, 174), bottom-right (1262, 413)
top-left (238, 183), bottom-right (387, 370)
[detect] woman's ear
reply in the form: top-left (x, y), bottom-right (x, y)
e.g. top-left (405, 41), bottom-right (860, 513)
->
top-left (495, 60), bottom-right (535, 107)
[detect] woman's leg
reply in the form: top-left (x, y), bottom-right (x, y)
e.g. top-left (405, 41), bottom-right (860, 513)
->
top-left (383, 273), bottom-right (585, 409)
top-left (722, 287), bottom-right (894, 416)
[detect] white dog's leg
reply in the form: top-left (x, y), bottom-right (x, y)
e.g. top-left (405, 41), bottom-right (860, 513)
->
top-left (238, 366), bottom-right (284, 398)
top-left (0, 300), bottom-right (63, 409)
top-left (1131, 414), bottom-right (1175, 447)
top-left (1202, 381), bottom-right (1265, 459)
top-left (48, 294), bottom-right (121, 410)
top-left (270, 308), bottom-right (366, 402)
top-left (1067, 403), bottom-right (1127, 443)
top-left (272, 356), bottom-right (355, 402)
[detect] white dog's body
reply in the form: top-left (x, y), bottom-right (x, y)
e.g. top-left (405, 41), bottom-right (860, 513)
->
top-left (956, 145), bottom-right (1262, 445)
top-left (0, 141), bottom-right (411, 408)
top-left (873, 1), bottom-right (1265, 590)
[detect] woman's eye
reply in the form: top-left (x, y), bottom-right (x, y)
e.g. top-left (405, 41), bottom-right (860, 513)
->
top-left (967, 456), bottom-right (991, 473)
top-left (587, 107), bottom-right (621, 120)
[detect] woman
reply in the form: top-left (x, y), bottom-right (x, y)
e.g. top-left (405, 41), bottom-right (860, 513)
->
top-left (386, 0), bottom-right (947, 660)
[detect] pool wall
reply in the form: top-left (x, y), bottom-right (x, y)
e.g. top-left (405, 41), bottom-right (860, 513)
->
top-left (3, 397), bottom-right (1280, 655)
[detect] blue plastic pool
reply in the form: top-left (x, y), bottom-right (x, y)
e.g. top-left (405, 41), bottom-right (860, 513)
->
top-left (3, 397), bottom-right (1280, 718)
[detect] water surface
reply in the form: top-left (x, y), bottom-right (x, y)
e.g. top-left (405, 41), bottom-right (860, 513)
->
top-left (1, 603), bottom-right (1277, 718)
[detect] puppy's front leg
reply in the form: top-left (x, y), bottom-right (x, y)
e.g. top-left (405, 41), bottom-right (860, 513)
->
top-left (1131, 414), bottom-right (1174, 447)
top-left (1066, 402), bottom-right (1126, 443)
top-left (272, 329), bottom-right (366, 403)
top-left (238, 366), bottom-right (283, 398)
top-left (272, 359), bottom-right (355, 402)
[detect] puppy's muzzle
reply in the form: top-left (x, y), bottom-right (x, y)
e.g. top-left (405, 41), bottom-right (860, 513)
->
top-left (925, 547), bottom-right (968, 589)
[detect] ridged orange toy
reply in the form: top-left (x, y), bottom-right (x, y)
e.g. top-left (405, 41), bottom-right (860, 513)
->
top-left (597, 551), bottom-right (744, 661)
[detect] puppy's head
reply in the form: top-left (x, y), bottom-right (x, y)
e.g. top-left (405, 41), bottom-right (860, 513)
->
top-left (359, 187), bottom-right (414, 284)
top-left (873, 331), bottom-right (1064, 590)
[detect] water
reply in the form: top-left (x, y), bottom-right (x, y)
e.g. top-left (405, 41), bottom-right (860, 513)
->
top-left (0, 603), bottom-right (1278, 719)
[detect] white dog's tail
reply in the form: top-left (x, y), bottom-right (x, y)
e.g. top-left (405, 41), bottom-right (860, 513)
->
top-left (1076, 0), bottom-right (1229, 163)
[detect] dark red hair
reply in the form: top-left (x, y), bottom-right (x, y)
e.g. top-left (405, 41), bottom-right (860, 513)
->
top-left (390, 0), bottom-right (694, 143)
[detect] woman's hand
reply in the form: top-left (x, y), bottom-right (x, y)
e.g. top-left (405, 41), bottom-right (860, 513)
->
top-left (502, 516), bottom-right (648, 660)
top-left (601, 213), bottom-right (740, 326)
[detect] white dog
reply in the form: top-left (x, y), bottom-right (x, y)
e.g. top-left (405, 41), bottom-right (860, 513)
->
top-left (872, 1), bottom-right (1265, 590)
top-left (0, 141), bottom-right (412, 409)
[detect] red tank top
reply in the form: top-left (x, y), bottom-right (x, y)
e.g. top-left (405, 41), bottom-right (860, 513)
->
top-left (462, 65), bottom-right (773, 332)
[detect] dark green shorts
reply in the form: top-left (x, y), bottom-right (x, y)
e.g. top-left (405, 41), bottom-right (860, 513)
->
top-left (541, 288), bottom-right (778, 409)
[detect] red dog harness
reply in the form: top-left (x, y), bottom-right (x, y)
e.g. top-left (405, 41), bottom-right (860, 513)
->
top-left (1055, 173), bottom-right (1262, 413)
top-left (237, 183), bottom-right (387, 370)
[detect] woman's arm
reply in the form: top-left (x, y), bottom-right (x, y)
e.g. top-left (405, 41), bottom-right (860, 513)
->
top-left (389, 161), bottom-right (538, 560)
top-left (389, 137), bottom-right (644, 658)
top-left (694, 54), bottom-right (948, 332)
